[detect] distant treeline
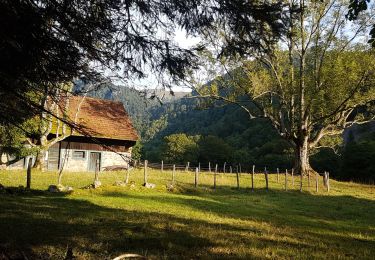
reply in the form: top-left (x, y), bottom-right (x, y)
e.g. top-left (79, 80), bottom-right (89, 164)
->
top-left (91, 85), bottom-right (375, 184)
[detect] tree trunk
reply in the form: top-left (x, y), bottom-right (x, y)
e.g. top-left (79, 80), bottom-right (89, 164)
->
top-left (57, 169), bottom-right (63, 185)
top-left (26, 157), bottom-right (32, 189)
top-left (0, 148), bottom-right (3, 165)
top-left (33, 149), bottom-right (46, 171)
top-left (294, 137), bottom-right (310, 178)
top-left (33, 134), bottom-right (48, 171)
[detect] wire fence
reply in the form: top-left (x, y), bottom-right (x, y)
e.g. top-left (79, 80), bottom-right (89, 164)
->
top-left (133, 160), bottom-right (331, 193)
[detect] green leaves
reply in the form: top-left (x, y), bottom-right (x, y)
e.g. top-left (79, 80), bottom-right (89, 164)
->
top-left (162, 134), bottom-right (200, 164)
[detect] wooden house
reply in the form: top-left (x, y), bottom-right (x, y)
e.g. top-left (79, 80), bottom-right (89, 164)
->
top-left (6, 96), bottom-right (139, 172)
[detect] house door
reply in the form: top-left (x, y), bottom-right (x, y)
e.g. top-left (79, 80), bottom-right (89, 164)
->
top-left (89, 152), bottom-right (101, 172)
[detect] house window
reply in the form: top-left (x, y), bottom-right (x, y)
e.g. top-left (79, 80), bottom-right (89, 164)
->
top-left (73, 151), bottom-right (85, 159)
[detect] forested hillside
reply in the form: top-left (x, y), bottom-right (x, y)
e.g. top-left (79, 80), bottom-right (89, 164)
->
top-left (89, 84), bottom-right (374, 183)
top-left (143, 96), bottom-right (294, 171)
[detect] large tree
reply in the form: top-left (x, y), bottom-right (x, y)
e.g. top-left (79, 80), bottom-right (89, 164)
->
top-left (190, 0), bottom-right (375, 182)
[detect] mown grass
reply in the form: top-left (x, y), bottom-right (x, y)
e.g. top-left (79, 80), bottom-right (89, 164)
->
top-left (0, 168), bottom-right (374, 259)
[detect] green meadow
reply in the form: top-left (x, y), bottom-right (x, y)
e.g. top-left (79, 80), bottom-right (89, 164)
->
top-left (0, 169), bottom-right (374, 259)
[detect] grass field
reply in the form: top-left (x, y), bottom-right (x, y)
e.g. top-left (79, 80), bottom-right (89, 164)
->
top-left (0, 168), bottom-right (374, 259)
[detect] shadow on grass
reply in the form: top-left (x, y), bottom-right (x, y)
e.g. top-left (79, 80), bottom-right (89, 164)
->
top-left (101, 186), bottom-right (375, 258)
top-left (0, 184), bottom-right (374, 259)
top-left (0, 191), bottom-right (254, 259)
top-left (102, 185), bottom-right (375, 224)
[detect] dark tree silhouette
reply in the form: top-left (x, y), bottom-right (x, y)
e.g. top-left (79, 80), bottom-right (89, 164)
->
top-left (0, 0), bottom-right (286, 127)
top-left (348, 0), bottom-right (375, 46)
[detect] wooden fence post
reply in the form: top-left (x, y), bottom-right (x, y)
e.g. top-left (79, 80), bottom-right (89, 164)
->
top-left (291, 168), bottom-right (294, 187)
top-left (324, 172), bottom-right (327, 189)
top-left (209, 162), bottom-right (211, 173)
top-left (95, 159), bottom-right (100, 182)
top-left (239, 163), bottom-right (242, 176)
top-left (26, 157), bottom-right (32, 189)
top-left (323, 171), bottom-right (330, 192)
top-left (285, 169), bottom-right (288, 191)
top-left (161, 160), bottom-right (164, 173)
top-left (236, 165), bottom-right (240, 189)
top-left (308, 172), bottom-right (310, 190)
top-left (252, 165), bottom-right (255, 191)
top-left (172, 164), bottom-right (176, 185)
top-left (185, 162), bottom-right (190, 172)
top-left (230, 166), bottom-right (232, 174)
top-left (277, 168), bottom-right (280, 183)
top-left (143, 160), bottom-right (148, 185)
top-left (214, 164), bottom-right (218, 189)
top-left (125, 166), bottom-right (130, 184)
top-left (300, 172), bottom-right (303, 192)
top-left (195, 167), bottom-right (199, 188)
top-left (264, 167), bottom-right (269, 191)
top-left (223, 162), bottom-right (226, 174)
top-left (198, 162), bottom-right (201, 173)
top-left (315, 172), bottom-right (319, 192)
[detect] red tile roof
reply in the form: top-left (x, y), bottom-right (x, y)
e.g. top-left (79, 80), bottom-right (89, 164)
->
top-left (66, 96), bottom-right (138, 141)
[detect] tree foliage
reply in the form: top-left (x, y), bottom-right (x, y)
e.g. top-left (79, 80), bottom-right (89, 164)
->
top-left (191, 0), bottom-right (375, 177)
top-left (131, 141), bottom-right (143, 162)
top-left (137, 95), bottom-right (293, 169)
top-left (90, 82), bottom-right (373, 181)
top-left (161, 134), bottom-right (199, 164)
top-left (0, 0), bottom-right (287, 128)
top-left (340, 134), bottom-right (375, 183)
top-left (198, 135), bottom-right (233, 164)
top-left (0, 125), bottom-right (34, 166)
top-left (347, 0), bottom-right (375, 46)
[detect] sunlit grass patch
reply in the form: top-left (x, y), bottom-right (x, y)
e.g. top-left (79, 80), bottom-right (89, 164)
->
top-left (0, 169), bottom-right (374, 259)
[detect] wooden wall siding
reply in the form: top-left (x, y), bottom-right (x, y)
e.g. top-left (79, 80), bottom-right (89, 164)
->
top-left (60, 141), bottom-right (130, 152)
top-left (47, 146), bottom-right (60, 171)
top-left (50, 142), bottom-right (60, 149)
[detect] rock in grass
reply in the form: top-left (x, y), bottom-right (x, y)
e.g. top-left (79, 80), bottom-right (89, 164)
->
top-left (66, 186), bottom-right (74, 192)
top-left (143, 183), bottom-right (155, 189)
top-left (166, 183), bottom-right (174, 192)
top-left (48, 185), bottom-right (60, 193)
top-left (129, 181), bottom-right (136, 188)
top-left (48, 184), bottom-right (74, 193)
top-left (93, 180), bottom-right (102, 189)
top-left (113, 180), bottom-right (126, 187)
top-left (82, 184), bottom-right (92, 189)
top-left (57, 184), bottom-right (66, 191)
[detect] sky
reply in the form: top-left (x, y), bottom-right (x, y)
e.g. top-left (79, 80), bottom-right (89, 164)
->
top-left (105, 28), bottom-right (201, 93)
